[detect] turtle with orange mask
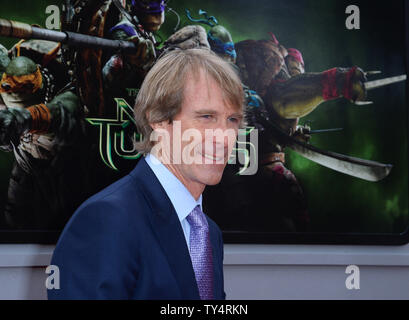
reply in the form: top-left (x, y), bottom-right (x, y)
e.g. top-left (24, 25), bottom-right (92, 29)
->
top-left (0, 41), bottom-right (85, 229)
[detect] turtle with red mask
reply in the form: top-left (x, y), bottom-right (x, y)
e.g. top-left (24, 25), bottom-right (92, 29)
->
top-left (228, 34), bottom-right (367, 230)
top-left (235, 33), bottom-right (367, 161)
top-left (286, 48), bottom-right (305, 76)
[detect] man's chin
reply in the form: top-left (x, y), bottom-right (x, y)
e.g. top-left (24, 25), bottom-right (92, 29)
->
top-left (204, 176), bottom-right (223, 186)
top-left (199, 166), bottom-right (226, 186)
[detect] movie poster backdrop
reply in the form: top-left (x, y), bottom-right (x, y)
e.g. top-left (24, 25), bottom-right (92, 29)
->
top-left (0, 0), bottom-right (407, 244)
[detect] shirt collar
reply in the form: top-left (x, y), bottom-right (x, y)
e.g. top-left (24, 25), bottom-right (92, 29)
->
top-left (145, 153), bottom-right (202, 223)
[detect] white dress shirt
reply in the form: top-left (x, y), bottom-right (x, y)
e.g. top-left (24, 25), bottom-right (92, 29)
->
top-left (145, 153), bottom-right (203, 250)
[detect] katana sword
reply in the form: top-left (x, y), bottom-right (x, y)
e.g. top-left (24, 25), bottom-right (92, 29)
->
top-left (288, 139), bottom-right (392, 182)
top-left (355, 74), bottom-right (406, 105)
top-left (279, 73), bottom-right (404, 180)
top-left (365, 74), bottom-right (407, 90)
top-left (265, 119), bottom-right (392, 182)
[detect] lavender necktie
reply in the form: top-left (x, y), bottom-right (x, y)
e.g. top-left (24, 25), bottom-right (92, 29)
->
top-left (186, 205), bottom-right (214, 300)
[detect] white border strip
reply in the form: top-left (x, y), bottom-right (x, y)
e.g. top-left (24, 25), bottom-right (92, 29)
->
top-left (0, 243), bottom-right (408, 267)
top-left (223, 243), bottom-right (409, 266)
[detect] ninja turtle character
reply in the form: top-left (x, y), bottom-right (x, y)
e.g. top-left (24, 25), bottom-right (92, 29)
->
top-left (102, 0), bottom-right (209, 106)
top-left (236, 33), bottom-right (367, 135)
top-left (227, 34), bottom-right (367, 231)
top-left (231, 32), bottom-right (368, 162)
top-left (59, 0), bottom-right (165, 118)
top-left (0, 40), bottom-right (85, 229)
top-left (102, 0), bottom-right (164, 101)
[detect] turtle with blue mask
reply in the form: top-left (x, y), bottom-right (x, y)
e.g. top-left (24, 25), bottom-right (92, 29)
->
top-left (185, 9), bottom-right (237, 63)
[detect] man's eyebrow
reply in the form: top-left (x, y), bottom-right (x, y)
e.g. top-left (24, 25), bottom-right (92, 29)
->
top-left (194, 109), bottom-right (219, 115)
top-left (229, 111), bottom-right (244, 119)
top-left (194, 109), bottom-right (244, 118)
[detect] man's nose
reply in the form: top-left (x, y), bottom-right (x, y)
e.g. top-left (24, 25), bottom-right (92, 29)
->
top-left (213, 130), bottom-right (237, 150)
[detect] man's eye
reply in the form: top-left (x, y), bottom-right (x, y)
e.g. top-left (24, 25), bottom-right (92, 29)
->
top-left (228, 117), bottom-right (239, 123)
top-left (201, 115), bottom-right (212, 119)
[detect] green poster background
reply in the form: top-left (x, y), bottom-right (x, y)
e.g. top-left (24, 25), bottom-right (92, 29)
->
top-left (0, 0), bottom-right (407, 236)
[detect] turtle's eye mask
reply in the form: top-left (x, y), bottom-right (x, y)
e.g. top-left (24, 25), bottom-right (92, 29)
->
top-left (132, 0), bottom-right (166, 14)
top-left (0, 66), bottom-right (42, 94)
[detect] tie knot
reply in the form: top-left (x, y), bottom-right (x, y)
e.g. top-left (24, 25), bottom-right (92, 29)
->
top-left (187, 205), bottom-right (208, 229)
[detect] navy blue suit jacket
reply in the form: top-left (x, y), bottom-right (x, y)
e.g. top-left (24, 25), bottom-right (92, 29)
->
top-left (48, 158), bottom-right (225, 300)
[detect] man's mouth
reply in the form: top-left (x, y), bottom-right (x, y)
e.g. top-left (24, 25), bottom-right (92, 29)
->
top-left (198, 151), bottom-right (225, 162)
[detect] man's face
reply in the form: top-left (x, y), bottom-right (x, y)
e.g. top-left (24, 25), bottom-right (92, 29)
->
top-left (151, 70), bottom-right (242, 198)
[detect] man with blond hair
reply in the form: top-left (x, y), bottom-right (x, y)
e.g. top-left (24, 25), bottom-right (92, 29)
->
top-left (48, 48), bottom-right (244, 300)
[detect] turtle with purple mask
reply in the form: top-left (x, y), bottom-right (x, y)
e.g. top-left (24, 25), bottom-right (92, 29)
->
top-left (102, 0), bottom-right (168, 101)
top-left (131, 0), bottom-right (166, 32)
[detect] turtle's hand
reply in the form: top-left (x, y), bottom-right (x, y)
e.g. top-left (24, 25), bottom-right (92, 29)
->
top-left (164, 25), bottom-right (210, 50)
top-left (0, 108), bottom-right (31, 146)
top-left (292, 124), bottom-right (311, 143)
top-left (340, 66), bottom-right (367, 102)
top-left (125, 37), bottom-right (156, 71)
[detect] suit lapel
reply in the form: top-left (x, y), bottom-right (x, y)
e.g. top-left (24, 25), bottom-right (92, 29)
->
top-left (129, 159), bottom-right (200, 299)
